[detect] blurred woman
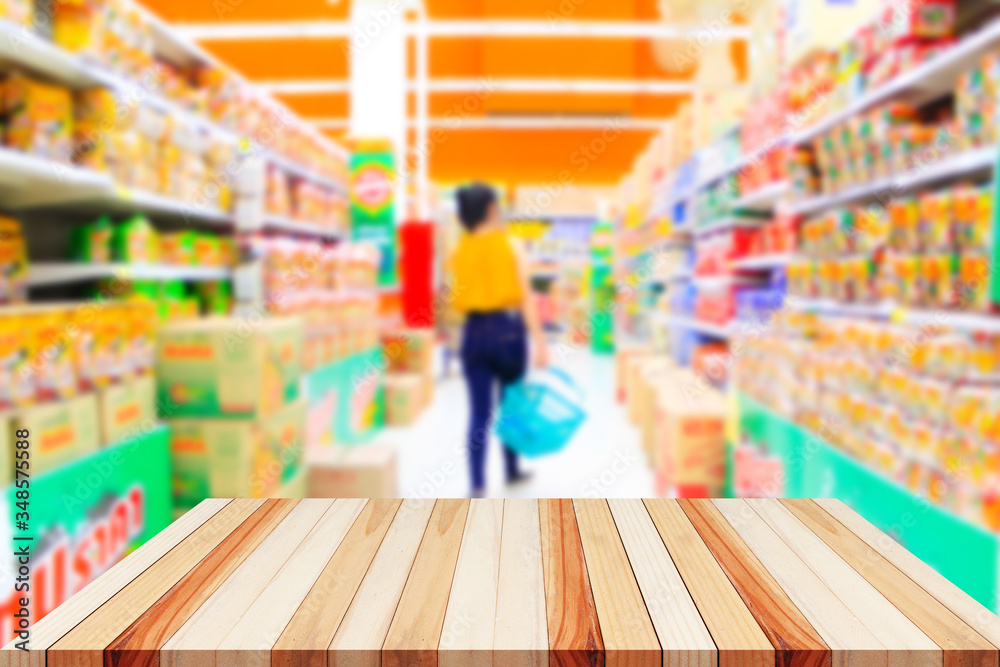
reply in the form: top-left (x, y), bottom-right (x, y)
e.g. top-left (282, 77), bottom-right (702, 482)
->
top-left (450, 183), bottom-right (548, 497)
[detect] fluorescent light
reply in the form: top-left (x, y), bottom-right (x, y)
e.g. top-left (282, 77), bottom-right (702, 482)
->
top-left (312, 116), bottom-right (667, 129)
top-left (261, 79), bottom-right (696, 95)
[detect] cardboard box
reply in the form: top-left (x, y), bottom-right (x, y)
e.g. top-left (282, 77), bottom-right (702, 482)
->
top-left (277, 467), bottom-right (307, 499)
top-left (615, 343), bottom-right (655, 403)
top-left (385, 373), bottom-right (424, 426)
top-left (16, 393), bottom-right (100, 477)
top-left (168, 399), bottom-right (306, 508)
top-left (653, 371), bottom-right (727, 497)
top-left (156, 316), bottom-right (303, 419)
top-left (636, 361), bottom-right (676, 464)
top-left (306, 443), bottom-right (397, 498)
top-left (382, 328), bottom-right (435, 375)
top-left (97, 375), bottom-right (155, 446)
top-left (626, 354), bottom-right (670, 426)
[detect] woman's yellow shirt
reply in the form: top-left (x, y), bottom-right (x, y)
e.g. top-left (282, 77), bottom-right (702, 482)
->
top-left (449, 228), bottom-right (524, 313)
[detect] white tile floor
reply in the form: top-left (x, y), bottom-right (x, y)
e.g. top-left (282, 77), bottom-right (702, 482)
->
top-left (385, 351), bottom-right (656, 498)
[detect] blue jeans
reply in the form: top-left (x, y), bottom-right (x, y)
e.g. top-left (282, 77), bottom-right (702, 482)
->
top-left (461, 311), bottom-right (527, 490)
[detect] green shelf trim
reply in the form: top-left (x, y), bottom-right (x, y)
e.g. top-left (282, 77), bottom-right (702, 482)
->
top-left (736, 393), bottom-right (1000, 612)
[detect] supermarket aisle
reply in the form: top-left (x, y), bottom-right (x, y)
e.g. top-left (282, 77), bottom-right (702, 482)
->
top-left (390, 351), bottom-right (655, 498)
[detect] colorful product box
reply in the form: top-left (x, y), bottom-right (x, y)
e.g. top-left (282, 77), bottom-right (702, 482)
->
top-left (384, 373), bottom-right (425, 427)
top-left (15, 393), bottom-right (100, 477)
top-left (382, 328), bottom-right (435, 375)
top-left (97, 375), bottom-right (156, 447)
top-left (156, 317), bottom-right (303, 419)
top-left (168, 398), bottom-right (306, 509)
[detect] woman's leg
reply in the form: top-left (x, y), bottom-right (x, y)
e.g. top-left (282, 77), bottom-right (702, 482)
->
top-left (496, 316), bottom-right (530, 483)
top-left (462, 359), bottom-right (493, 493)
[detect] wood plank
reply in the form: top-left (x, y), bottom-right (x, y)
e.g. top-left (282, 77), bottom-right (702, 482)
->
top-left (329, 499), bottom-right (436, 667)
top-left (494, 499), bottom-right (548, 667)
top-left (643, 499), bottom-right (774, 667)
top-left (106, 499), bottom-right (299, 667)
top-left (606, 499), bottom-right (716, 667)
top-left (271, 499), bottom-right (402, 667)
top-left (781, 499), bottom-right (999, 667)
top-left (538, 499), bottom-right (604, 667)
top-left (382, 500), bottom-right (470, 667)
top-left (157, 500), bottom-right (336, 667)
top-left (438, 499), bottom-right (503, 667)
top-left (0, 499), bottom-right (232, 667)
top-left (816, 499), bottom-right (1000, 651)
top-left (680, 499), bottom-right (831, 667)
top-left (573, 499), bottom-right (660, 667)
top-left (747, 499), bottom-right (941, 667)
top-left (712, 499), bottom-right (888, 667)
top-left (47, 499), bottom-right (267, 667)
top-left (204, 499), bottom-right (368, 667)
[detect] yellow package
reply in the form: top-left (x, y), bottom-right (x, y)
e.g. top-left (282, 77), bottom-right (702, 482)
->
top-left (128, 302), bottom-right (156, 376)
top-left (93, 304), bottom-right (128, 387)
top-left (30, 310), bottom-right (77, 402)
top-left (3, 74), bottom-right (73, 164)
top-left (53, 0), bottom-right (104, 56)
top-left (0, 313), bottom-right (32, 409)
top-left (0, 216), bottom-right (27, 305)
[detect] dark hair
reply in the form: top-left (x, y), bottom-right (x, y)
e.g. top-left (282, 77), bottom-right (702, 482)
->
top-left (456, 183), bottom-right (497, 231)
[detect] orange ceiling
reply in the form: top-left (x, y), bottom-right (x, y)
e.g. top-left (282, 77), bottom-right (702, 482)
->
top-left (146, 0), bottom-right (749, 185)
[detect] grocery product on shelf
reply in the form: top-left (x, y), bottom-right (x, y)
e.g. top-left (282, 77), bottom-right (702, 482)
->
top-left (0, 217), bottom-right (28, 305)
top-left (2, 72), bottom-right (74, 164)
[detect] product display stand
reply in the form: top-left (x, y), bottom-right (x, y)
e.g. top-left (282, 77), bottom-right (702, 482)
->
top-left (5, 498), bottom-right (999, 664)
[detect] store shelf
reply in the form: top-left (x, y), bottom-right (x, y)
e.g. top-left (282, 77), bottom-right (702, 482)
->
top-left (733, 181), bottom-right (789, 211)
top-left (785, 298), bottom-right (896, 318)
top-left (28, 263), bottom-right (231, 286)
top-left (902, 310), bottom-right (1000, 334)
top-left (654, 312), bottom-right (731, 339)
top-left (791, 17), bottom-right (1000, 146)
top-left (789, 147), bottom-right (998, 218)
top-left (268, 151), bottom-right (346, 193)
top-left (693, 216), bottom-right (769, 238)
top-left (733, 253), bottom-right (795, 270)
top-left (263, 216), bottom-right (344, 239)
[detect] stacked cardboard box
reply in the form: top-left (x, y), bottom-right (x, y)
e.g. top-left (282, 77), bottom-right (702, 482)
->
top-left (616, 343), bottom-right (655, 405)
top-left (381, 327), bottom-right (435, 426)
top-left (156, 317), bottom-right (307, 509)
top-left (306, 441), bottom-right (397, 497)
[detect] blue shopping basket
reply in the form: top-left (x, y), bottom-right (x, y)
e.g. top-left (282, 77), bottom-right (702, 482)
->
top-left (495, 368), bottom-right (587, 458)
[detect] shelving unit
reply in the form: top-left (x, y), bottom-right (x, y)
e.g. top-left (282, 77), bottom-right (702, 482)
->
top-left (653, 312), bottom-right (732, 339)
top-left (262, 216), bottom-right (344, 239)
top-left (28, 263), bottom-right (231, 286)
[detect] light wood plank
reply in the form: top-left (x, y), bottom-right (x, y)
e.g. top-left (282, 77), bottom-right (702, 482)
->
top-left (438, 499), bottom-right (503, 667)
top-left (713, 499), bottom-right (887, 667)
top-left (607, 498), bottom-right (716, 667)
top-left (206, 499), bottom-right (368, 667)
top-left (538, 499), bottom-right (604, 667)
top-left (271, 499), bottom-right (402, 667)
top-left (329, 499), bottom-right (436, 667)
top-left (782, 499), bottom-right (998, 667)
top-left (643, 499), bottom-right (774, 667)
top-left (747, 499), bottom-right (942, 667)
top-left (494, 499), bottom-right (548, 667)
top-left (47, 499), bottom-right (266, 667)
top-left (383, 500), bottom-right (471, 667)
top-left (0, 499), bottom-right (232, 667)
top-left (158, 500), bottom-right (336, 667)
top-left (816, 499), bottom-right (1000, 651)
top-left (108, 499), bottom-right (299, 667)
top-left (679, 499), bottom-right (830, 667)
top-left (573, 499), bottom-right (660, 667)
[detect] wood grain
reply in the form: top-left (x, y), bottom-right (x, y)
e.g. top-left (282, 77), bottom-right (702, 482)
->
top-left (438, 499), bottom-right (503, 667)
top-left (747, 499), bottom-right (941, 667)
top-left (158, 500), bottom-right (334, 667)
top-left (0, 499), bottom-right (231, 667)
top-left (816, 499), bottom-right (1000, 652)
top-left (47, 499), bottom-right (267, 667)
top-left (271, 499), bottom-right (402, 667)
top-left (643, 499), bottom-right (774, 667)
top-left (382, 500), bottom-right (471, 667)
top-left (712, 499), bottom-right (887, 667)
top-left (679, 499), bottom-right (831, 667)
top-left (606, 498), bottom-right (716, 667)
top-left (782, 499), bottom-right (999, 667)
top-left (573, 499), bottom-right (660, 667)
top-left (494, 499), bottom-right (548, 667)
top-left (106, 499), bottom-right (299, 667)
top-left (209, 499), bottom-right (368, 667)
top-left (329, 499), bottom-right (436, 667)
top-left (538, 499), bottom-right (604, 667)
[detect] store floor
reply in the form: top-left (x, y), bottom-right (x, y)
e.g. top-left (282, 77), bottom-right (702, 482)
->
top-left (386, 351), bottom-right (656, 498)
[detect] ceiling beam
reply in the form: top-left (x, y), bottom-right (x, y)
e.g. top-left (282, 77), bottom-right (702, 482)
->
top-left (176, 20), bottom-right (750, 41)
top-left (313, 116), bottom-right (668, 130)
top-left (260, 79), bottom-right (698, 95)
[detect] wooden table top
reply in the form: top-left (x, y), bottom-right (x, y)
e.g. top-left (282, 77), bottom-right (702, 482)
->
top-left (4, 498), bottom-right (1000, 667)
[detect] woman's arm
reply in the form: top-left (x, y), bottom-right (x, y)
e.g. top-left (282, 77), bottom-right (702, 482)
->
top-left (511, 238), bottom-right (549, 368)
